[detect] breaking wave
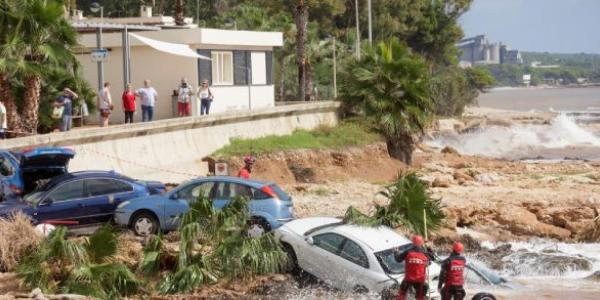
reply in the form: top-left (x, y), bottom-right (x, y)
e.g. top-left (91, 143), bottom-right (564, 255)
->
top-left (428, 114), bottom-right (600, 160)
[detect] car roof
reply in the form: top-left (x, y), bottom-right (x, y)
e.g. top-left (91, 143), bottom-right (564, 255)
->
top-left (283, 217), bottom-right (342, 236)
top-left (332, 225), bottom-right (411, 252)
top-left (193, 176), bottom-right (271, 188)
top-left (42, 170), bottom-right (132, 189)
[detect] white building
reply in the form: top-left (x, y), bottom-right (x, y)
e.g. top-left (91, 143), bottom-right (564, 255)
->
top-left (75, 27), bottom-right (283, 123)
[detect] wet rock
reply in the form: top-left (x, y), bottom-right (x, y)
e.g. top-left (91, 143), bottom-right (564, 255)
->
top-left (441, 146), bottom-right (460, 155)
top-left (585, 271), bottom-right (600, 281)
top-left (437, 119), bottom-right (465, 132)
top-left (453, 170), bottom-right (473, 182)
top-left (502, 251), bottom-right (593, 276)
top-left (495, 206), bottom-right (572, 239)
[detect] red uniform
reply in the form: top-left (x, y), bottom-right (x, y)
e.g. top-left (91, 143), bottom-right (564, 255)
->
top-left (395, 246), bottom-right (435, 300)
top-left (438, 254), bottom-right (466, 300)
top-left (238, 167), bottom-right (250, 179)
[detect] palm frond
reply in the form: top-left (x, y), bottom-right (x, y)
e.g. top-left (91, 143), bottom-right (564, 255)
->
top-left (86, 225), bottom-right (117, 263)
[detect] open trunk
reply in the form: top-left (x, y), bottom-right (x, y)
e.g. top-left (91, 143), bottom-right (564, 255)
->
top-left (18, 147), bottom-right (75, 194)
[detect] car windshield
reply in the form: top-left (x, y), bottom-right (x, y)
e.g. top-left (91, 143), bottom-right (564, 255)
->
top-left (376, 243), bottom-right (413, 274)
top-left (468, 260), bottom-right (506, 285)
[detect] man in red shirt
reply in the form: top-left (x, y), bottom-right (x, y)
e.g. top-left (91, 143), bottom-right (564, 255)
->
top-left (237, 155), bottom-right (255, 179)
top-left (438, 242), bottom-right (466, 300)
top-left (394, 235), bottom-right (435, 300)
top-left (122, 83), bottom-right (136, 123)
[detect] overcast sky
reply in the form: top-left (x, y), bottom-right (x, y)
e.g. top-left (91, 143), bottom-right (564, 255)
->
top-left (460, 0), bottom-right (600, 54)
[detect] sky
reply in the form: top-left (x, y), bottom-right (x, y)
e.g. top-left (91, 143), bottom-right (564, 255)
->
top-left (459, 0), bottom-right (600, 54)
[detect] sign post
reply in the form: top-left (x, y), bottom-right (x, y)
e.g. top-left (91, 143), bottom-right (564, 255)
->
top-left (91, 48), bottom-right (109, 63)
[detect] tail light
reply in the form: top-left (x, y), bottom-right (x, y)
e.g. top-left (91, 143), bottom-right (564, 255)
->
top-left (260, 185), bottom-right (279, 199)
top-left (9, 184), bottom-right (22, 195)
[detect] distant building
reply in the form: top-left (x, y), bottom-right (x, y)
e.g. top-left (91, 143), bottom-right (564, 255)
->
top-left (530, 61), bottom-right (560, 69)
top-left (458, 35), bottom-right (522, 66)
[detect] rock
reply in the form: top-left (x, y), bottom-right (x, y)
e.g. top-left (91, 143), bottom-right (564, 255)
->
top-left (432, 176), bottom-right (451, 188)
top-left (453, 170), bottom-right (474, 181)
top-left (30, 288), bottom-right (48, 300)
top-left (486, 118), bottom-right (513, 127)
top-left (502, 251), bottom-right (593, 276)
top-left (437, 118), bottom-right (465, 132)
top-left (441, 146), bottom-right (460, 155)
top-left (475, 173), bottom-right (501, 185)
top-left (585, 271), bottom-right (600, 281)
top-left (495, 206), bottom-right (572, 239)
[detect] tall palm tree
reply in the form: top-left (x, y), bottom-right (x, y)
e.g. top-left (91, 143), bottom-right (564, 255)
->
top-left (174, 0), bottom-right (185, 26)
top-left (4, 0), bottom-right (78, 133)
top-left (293, 0), bottom-right (308, 101)
top-left (0, 0), bottom-right (23, 135)
top-left (340, 39), bottom-right (432, 164)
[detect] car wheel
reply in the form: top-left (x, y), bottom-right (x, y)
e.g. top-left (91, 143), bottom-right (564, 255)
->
top-left (471, 293), bottom-right (497, 300)
top-left (281, 242), bottom-right (300, 273)
top-left (381, 283), bottom-right (400, 300)
top-left (131, 212), bottom-right (158, 236)
top-left (247, 218), bottom-right (270, 237)
top-left (353, 285), bottom-right (369, 293)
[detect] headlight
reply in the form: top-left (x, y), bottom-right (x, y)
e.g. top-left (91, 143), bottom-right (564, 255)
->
top-left (116, 201), bottom-right (130, 209)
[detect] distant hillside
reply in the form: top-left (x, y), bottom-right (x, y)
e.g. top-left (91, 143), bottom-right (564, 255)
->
top-left (521, 52), bottom-right (600, 70)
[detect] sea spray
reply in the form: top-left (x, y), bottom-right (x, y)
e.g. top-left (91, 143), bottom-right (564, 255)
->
top-left (428, 114), bottom-right (600, 160)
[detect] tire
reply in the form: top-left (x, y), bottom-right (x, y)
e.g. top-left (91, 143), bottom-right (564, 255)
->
top-left (247, 217), bottom-right (270, 237)
top-left (353, 285), bottom-right (369, 293)
top-left (281, 242), bottom-right (300, 273)
top-left (130, 212), bottom-right (159, 236)
top-left (471, 293), bottom-right (497, 300)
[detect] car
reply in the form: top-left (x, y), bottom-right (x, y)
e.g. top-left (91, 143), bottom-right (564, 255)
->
top-left (0, 147), bottom-right (75, 200)
top-left (0, 171), bottom-right (166, 228)
top-left (274, 217), bottom-right (441, 298)
top-left (114, 176), bottom-right (294, 236)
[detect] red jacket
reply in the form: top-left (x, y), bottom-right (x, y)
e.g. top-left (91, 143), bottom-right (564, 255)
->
top-left (122, 91), bottom-right (136, 112)
top-left (238, 168), bottom-right (250, 179)
top-left (439, 253), bottom-right (466, 287)
top-left (395, 246), bottom-right (434, 283)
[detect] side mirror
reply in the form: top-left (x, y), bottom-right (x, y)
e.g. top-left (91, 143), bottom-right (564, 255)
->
top-left (39, 199), bottom-right (53, 206)
top-left (305, 236), bottom-right (314, 245)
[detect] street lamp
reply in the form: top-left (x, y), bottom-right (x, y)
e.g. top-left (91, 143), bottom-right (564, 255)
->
top-left (354, 0), bottom-right (360, 59)
top-left (90, 2), bottom-right (104, 91)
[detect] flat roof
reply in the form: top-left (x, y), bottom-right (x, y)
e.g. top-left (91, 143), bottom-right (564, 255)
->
top-left (77, 27), bottom-right (283, 49)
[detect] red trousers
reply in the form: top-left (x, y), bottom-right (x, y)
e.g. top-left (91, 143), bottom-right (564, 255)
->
top-left (178, 102), bottom-right (191, 116)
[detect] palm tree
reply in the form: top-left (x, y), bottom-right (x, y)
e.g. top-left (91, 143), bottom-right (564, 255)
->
top-left (2, 0), bottom-right (78, 134)
top-left (0, 0), bottom-right (23, 135)
top-left (174, 0), bottom-right (185, 26)
top-left (340, 39), bottom-right (432, 164)
top-left (292, 0), bottom-right (308, 101)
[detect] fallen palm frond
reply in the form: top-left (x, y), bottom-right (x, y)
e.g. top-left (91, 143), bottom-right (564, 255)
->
top-left (343, 172), bottom-right (445, 236)
top-left (578, 213), bottom-right (600, 242)
top-left (0, 212), bottom-right (42, 272)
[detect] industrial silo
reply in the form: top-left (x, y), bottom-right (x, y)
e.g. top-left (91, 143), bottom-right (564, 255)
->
top-left (490, 43), bottom-right (500, 63)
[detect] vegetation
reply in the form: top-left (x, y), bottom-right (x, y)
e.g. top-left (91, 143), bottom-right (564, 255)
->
top-left (0, 212), bottom-right (42, 272)
top-left (145, 195), bottom-right (288, 294)
top-left (340, 39), bottom-right (431, 164)
top-left (0, 0), bottom-right (95, 135)
top-left (213, 120), bottom-right (382, 158)
top-left (343, 172), bottom-right (445, 236)
top-left (17, 225), bottom-right (139, 299)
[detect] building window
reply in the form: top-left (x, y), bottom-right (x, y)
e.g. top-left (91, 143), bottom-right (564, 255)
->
top-left (251, 52), bottom-right (267, 85)
top-left (211, 51), bottom-right (234, 85)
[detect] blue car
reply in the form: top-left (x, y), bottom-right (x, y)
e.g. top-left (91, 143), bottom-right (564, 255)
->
top-left (0, 171), bottom-right (166, 227)
top-left (114, 176), bottom-right (294, 236)
top-left (0, 147), bottom-right (75, 200)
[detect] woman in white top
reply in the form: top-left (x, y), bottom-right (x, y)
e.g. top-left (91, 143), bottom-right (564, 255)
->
top-left (177, 78), bottom-right (193, 117)
top-left (98, 82), bottom-right (113, 127)
top-left (197, 79), bottom-right (213, 115)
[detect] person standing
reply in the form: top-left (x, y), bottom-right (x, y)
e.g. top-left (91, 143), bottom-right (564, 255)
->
top-left (438, 242), bottom-right (466, 300)
top-left (0, 100), bottom-right (6, 139)
top-left (122, 83), bottom-right (136, 124)
top-left (177, 78), bottom-right (193, 117)
top-left (55, 87), bottom-right (78, 132)
top-left (394, 235), bottom-right (436, 300)
top-left (98, 82), bottom-right (113, 127)
top-left (197, 79), bottom-right (213, 115)
top-left (237, 156), bottom-right (255, 179)
top-left (136, 79), bottom-right (158, 122)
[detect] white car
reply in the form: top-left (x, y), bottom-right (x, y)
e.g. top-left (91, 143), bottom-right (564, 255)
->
top-left (275, 217), bottom-right (441, 298)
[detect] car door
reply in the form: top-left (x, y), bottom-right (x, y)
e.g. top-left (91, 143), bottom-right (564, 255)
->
top-left (32, 179), bottom-right (85, 225)
top-left (84, 178), bottom-right (136, 224)
top-left (164, 181), bottom-right (216, 230)
top-left (336, 239), bottom-right (372, 290)
top-left (301, 232), bottom-right (347, 287)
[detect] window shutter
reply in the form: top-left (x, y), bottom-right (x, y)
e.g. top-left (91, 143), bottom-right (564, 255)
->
top-left (197, 49), bottom-right (212, 85)
top-left (266, 51), bottom-right (273, 85)
top-left (233, 50), bottom-right (250, 85)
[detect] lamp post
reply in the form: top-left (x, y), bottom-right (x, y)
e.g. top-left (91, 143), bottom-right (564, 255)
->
top-left (90, 2), bottom-right (104, 91)
top-left (354, 0), bottom-right (360, 59)
top-left (367, 0), bottom-right (372, 46)
top-left (332, 36), bottom-right (337, 99)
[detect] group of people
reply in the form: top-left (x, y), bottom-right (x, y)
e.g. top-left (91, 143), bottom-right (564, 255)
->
top-left (396, 235), bottom-right (467, 300)
top-left (52, 78), bottom-right (213, 132)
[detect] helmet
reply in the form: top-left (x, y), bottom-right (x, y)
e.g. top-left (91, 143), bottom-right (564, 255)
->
top-left (412, 235), bottom-right (424, 247)
top-left (243, 155), bottom-right (256, 165)
top-left (453, 241), bottom-right (464, 254)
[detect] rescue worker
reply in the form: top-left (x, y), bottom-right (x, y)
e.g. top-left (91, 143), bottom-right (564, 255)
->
top-left (394, 235), bottom-right (436, 300)
top-left (438, 242), bottom-right (467, 300)
top-left (238, 155), bottom-right (255, 179)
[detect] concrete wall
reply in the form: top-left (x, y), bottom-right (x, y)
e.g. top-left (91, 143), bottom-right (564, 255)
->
top-left (1, 102), bottom-right (340, 183)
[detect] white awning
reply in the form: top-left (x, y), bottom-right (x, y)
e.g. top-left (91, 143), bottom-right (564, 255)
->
top-left (129, 33), bottom-right (211, 60)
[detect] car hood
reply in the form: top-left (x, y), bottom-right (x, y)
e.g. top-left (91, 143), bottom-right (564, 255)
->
top-left (19, 147), bottom-right (75, 170)
top-left (278, 217), bottom-right (341, 236)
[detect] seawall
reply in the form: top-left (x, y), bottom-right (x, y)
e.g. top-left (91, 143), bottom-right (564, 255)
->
top-left (1, 102), bottom-right (340, 183)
